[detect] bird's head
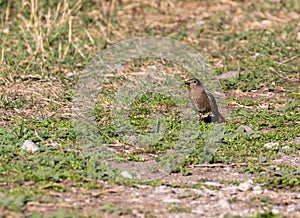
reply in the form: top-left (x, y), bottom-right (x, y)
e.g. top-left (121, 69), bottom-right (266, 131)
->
top-left (184, 78), bottom-right (201, 87)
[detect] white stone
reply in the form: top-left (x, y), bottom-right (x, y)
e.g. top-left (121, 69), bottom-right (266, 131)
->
top-left (264, 142), bottom-right (279, 149)
top-left (253, 186), bottom-right (263, 194)
top-left (120, 171), bottom-right (133, 179)
top-left (162, 198), bottom-right (181, 203)
top-left (238, 180), bottom-right (253, 192)
top-left (21, 140), bottom-right (39, 152)
top-left (204, 181), bottom-right (224, 187)
top-left (281, 146), bottom-right (290, 150)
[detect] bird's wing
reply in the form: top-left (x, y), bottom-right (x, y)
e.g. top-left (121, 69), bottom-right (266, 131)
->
top-left (203, 87), bottom-right (219, 116)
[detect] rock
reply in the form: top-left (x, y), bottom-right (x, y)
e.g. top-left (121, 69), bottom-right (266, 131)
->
top-left (204, 181), bottom-right (224, 187)
top-left (281, 146), bottom-right (290, 150)
top-left (162, 198), bottom-right (181, 203)
top-left (253, 186), bottom-right (263, 194)
top-left (263, 142), bottom-right (279, 149)
top-left (192, 205), bottom-right (204, 215)
top-left (64, 198), bottom-right (72, 202)
top-left (238, 180), bottom-right (253, 192)
top-left (223, 185), bottom-right (238, 192)
top-left (115, 64), bottom-right (125, 72)
top-left (217, 71), bottom-right (240, 80)
top-left (120, 171), bottom-right (133, 179)
top-left (259, 157), bottom-right (267, 163)
top-left (273, 158), bottom-right (283, 163)
top-left (85, 198), bottom-right (92, 204)
top-left (196, 20), bottom-right (206, 26)
top-left (287, 205), bottom-right (295, 213)
top-left (291, 136), bottom-right (300, 145)
top-left (219, 199), bottom-right (231, 210)
top-left (237, 125), bottom-right (255, 133)
top-left (71, 187), bottom-right (77, 193)
top-left (21, 140), bottom-right (39, 152)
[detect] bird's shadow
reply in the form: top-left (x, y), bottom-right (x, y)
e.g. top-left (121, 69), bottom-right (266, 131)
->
top-left (202, 116), bottom-right (212, 123)
top-left (197, 115), bottom-right (216, 123)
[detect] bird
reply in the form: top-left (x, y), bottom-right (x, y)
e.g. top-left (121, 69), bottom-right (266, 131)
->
top-left (185, 78), bottom-right (225, 123)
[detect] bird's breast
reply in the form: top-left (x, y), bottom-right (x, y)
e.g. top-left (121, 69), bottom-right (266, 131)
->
top-left (190, 89), bottom-right (211, 113)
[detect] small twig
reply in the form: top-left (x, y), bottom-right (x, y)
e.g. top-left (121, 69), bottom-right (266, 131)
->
top-left (84, 29), bottom-right (95, 45)
top-left (269, 67), bottom-right (300, 82)
top-left (34, 130), bottom-right (44, 142)
top-left (194, 163), bottom-right (248, 168)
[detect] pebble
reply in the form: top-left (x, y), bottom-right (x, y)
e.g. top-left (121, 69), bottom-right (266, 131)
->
top-left (163, 198), bottom-right (181, 203)
top-left (217, 71), bottom-right (240, 80)
top-left (287, 205), bottom-right (295, 213)
top-left (264, 142), bottom-right (279, 149)
top-left (192, 206), bottom-right (204, 215)
top-left (252, 186), bottom-right (263, 194)
top-left (281, 146), bottom-right (290, 150)
top-left (21, 140), bottom-right (39, 152)
top-left (237, 125), bottom-right (255, 133)
top-left (121, 171), bottom-right (133, 179)
top-left (223, 185), bottom-right (238, 192)
top-left (85, 198), bottom-right (92, 204)
top-left (259, 157), bottom-right (267, 163)
top-left (204, 181), bottom-right (224, 187)
top-left (238, 180), bottom-right (253, 192)
top-left (64, 198), bottom-right (72, 202)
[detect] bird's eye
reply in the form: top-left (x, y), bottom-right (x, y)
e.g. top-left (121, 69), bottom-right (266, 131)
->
top-left (193, 80), bottom-right (197, 83)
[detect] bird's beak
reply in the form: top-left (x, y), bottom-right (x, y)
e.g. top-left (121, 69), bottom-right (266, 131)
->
top-left (184, 81), bottom-right (190, 85)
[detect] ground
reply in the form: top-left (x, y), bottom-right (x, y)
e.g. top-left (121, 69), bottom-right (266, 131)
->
top-left (0, 0), bottom-right (299, 217)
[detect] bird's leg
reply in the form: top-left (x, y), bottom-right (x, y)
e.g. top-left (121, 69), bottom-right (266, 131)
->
top-left (198, 113), bottom-right (207, 122)
top-left (198, 113), bottom-right (213, 123)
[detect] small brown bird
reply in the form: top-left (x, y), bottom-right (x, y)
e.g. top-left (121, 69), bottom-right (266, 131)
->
top-left (185, 78), bottom-right (225, 123)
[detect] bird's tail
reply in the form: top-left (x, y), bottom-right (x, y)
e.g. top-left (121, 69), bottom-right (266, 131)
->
top-left (217, 112), bottom-right (225, 123)
top-left (212, 111), bottom-right (225, 123)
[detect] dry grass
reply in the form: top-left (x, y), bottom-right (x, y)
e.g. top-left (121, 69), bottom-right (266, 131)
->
top-left (2, 0), bottom-right (298, 125)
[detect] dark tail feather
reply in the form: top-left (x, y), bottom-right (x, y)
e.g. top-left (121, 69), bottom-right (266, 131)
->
top-left (212, 111), bottom-right (225, 123)
top-left (217, 112), bottom-right (225, 123)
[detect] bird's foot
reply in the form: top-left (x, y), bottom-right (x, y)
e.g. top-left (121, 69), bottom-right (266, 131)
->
top-left (197, 114), bottom-right (212, 123)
